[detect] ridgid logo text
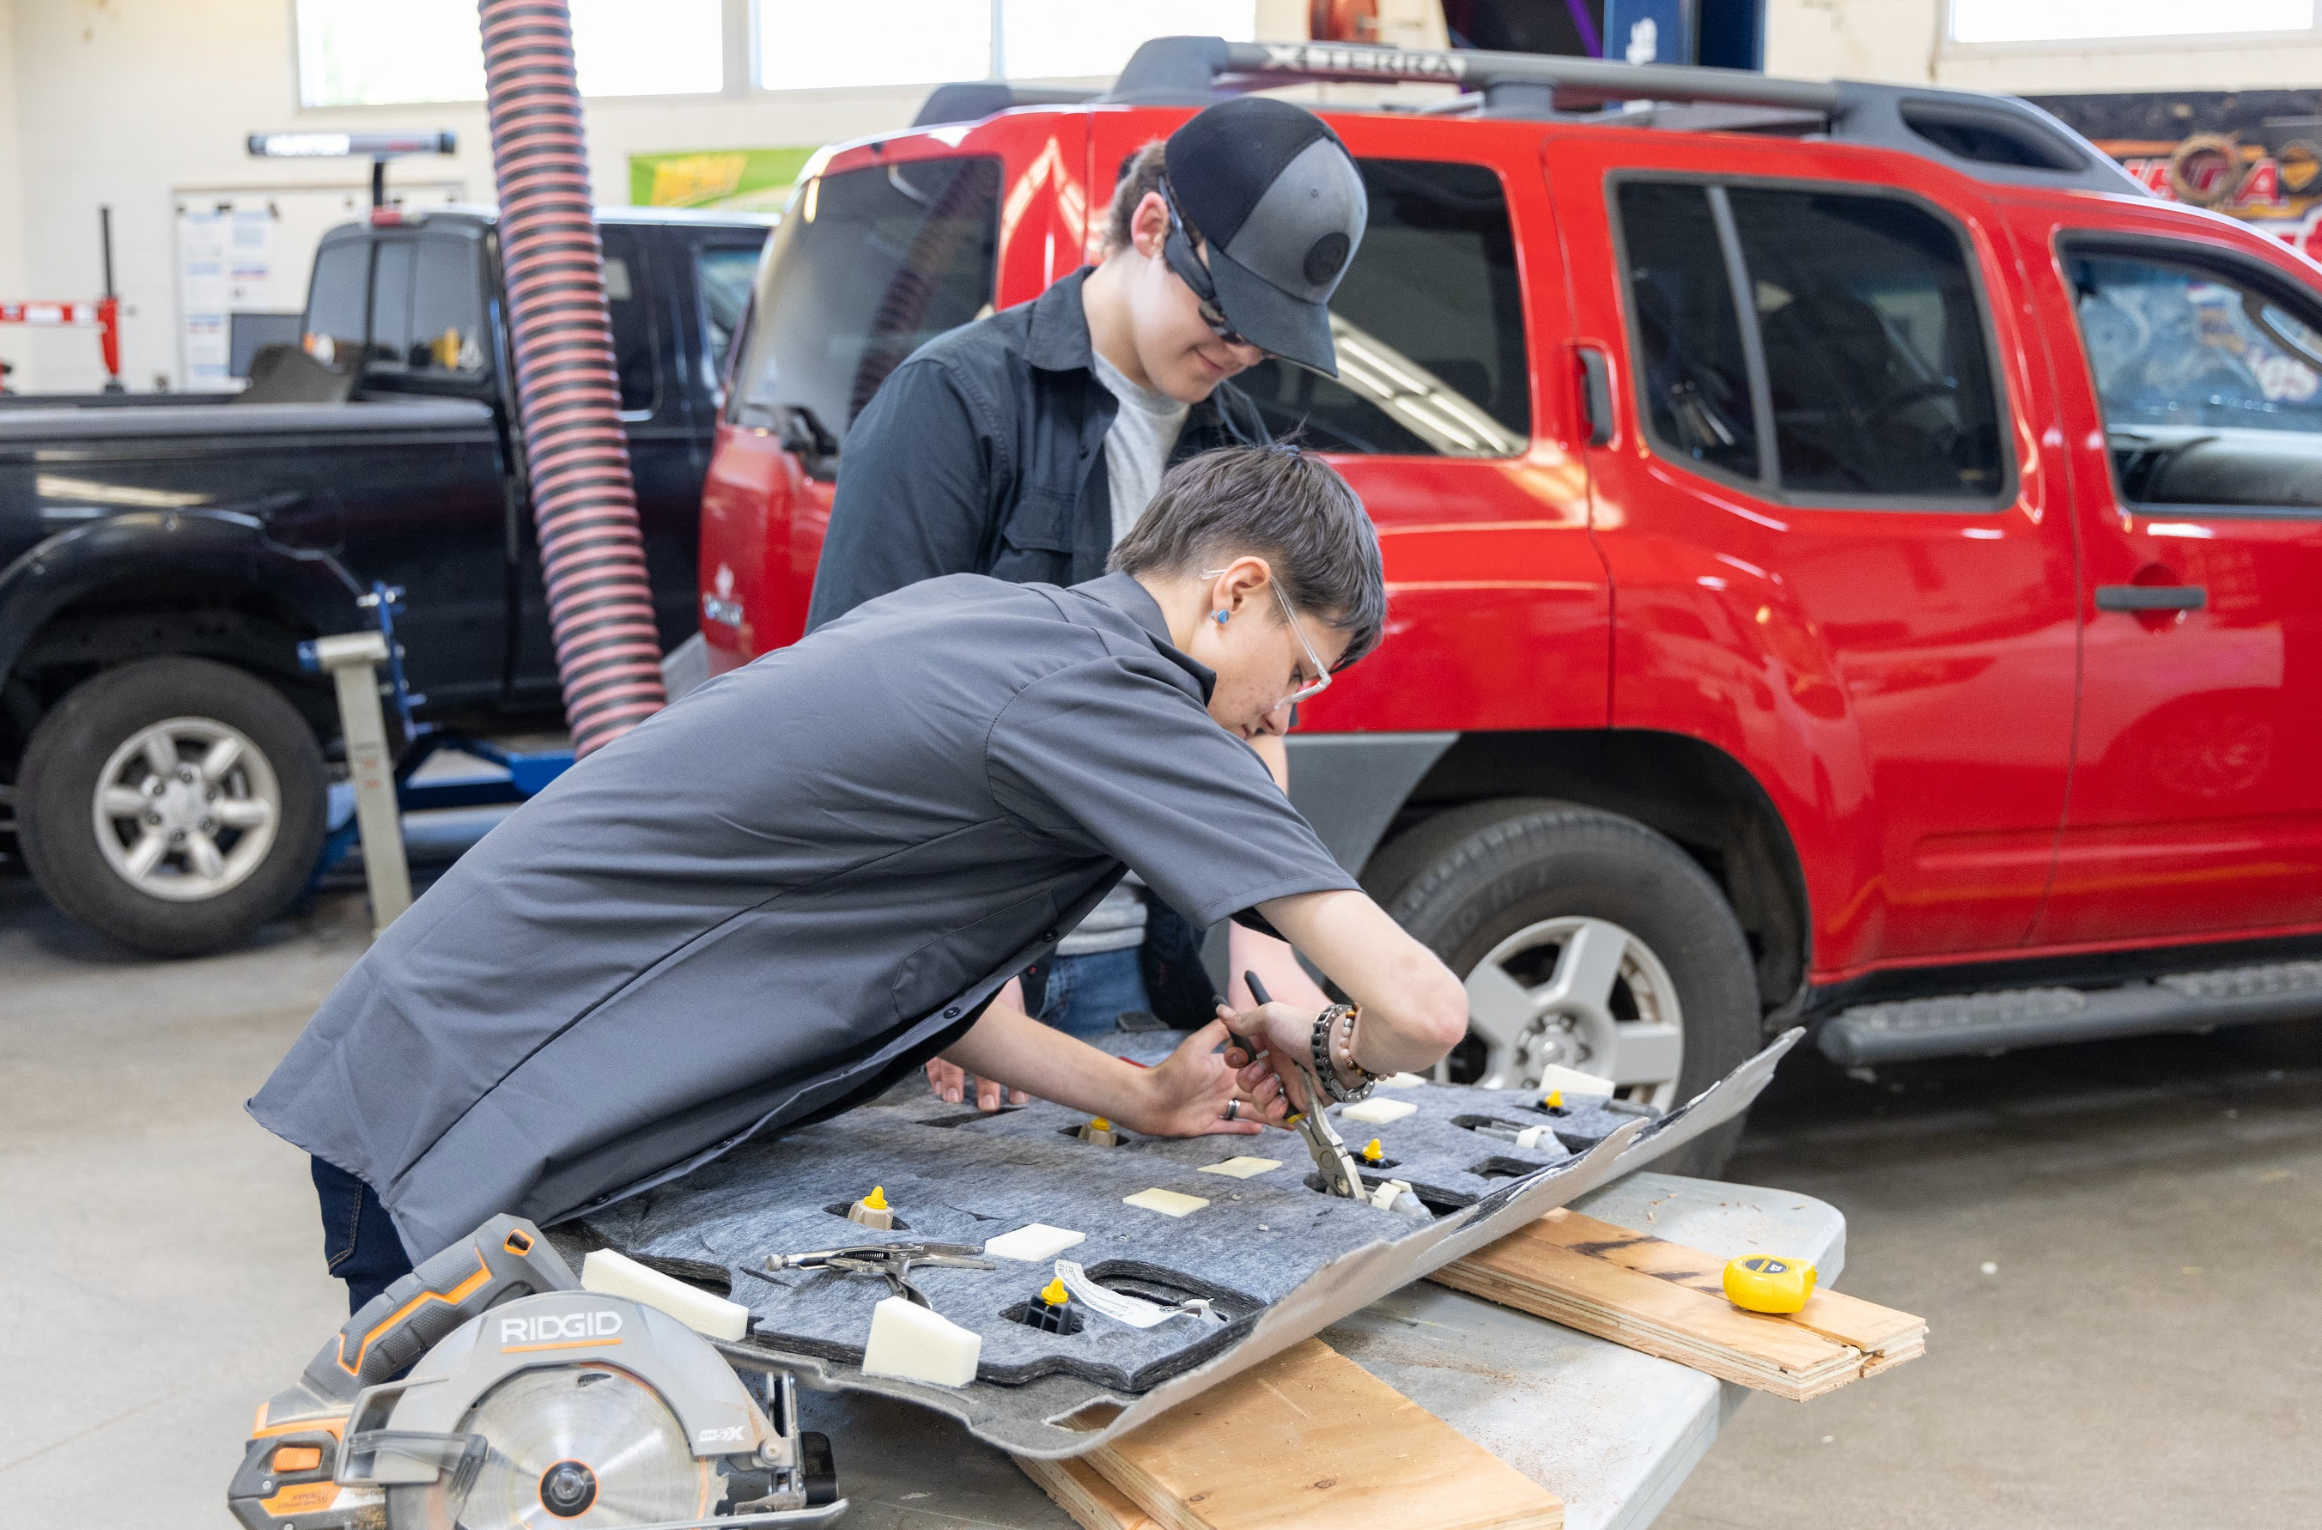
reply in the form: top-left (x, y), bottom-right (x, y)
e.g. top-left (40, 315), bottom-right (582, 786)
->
top-left (500, 1310), bottom-right (624, 1345)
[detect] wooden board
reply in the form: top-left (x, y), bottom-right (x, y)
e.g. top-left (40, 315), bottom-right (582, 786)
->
top-left (1019, 1338), bottom-right (1562, 1530)
top-left (1430, 1208), bottom-right (1925, 1401)
top-left (1018, 1455), bottom-right (1168, 1530)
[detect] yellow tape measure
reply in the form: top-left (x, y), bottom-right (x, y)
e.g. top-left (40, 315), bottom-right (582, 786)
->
top-left (1723, 1254), bottom-right (1818, 1314)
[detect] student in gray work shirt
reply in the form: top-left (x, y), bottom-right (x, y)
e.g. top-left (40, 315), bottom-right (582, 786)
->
top-left (807, 96), bottom-right (1370, 1065)
top-left (254, 446), bottom-right (1469, 1310)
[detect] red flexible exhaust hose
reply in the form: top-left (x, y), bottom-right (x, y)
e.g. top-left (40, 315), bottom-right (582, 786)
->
top-left (478, 0), bottom-right (665, 756)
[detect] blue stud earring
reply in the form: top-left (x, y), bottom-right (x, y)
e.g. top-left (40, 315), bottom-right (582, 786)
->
top-left (1213, 610), bottom-right (1230, 624)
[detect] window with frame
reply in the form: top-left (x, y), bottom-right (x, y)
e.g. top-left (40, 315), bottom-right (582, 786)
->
top-left (729, 157), bottom-right (1003, 453)
top-left (1617, 180), bottom-right (2006, 501)
top-left (600, 231), bottom-right (662, 416)
top-left (295, 0), bottom-right (722, 106)
top-left (1949, 0), bottom-right (2312, 46)
top-left (2069, 247), bottom-right (2322, 510)
top-left (1235, 159), bottom-right (1529, 458)
top-left (696, 243), bottom-right (764, 384)
top-left (359, 237), bottom-right (488, 377)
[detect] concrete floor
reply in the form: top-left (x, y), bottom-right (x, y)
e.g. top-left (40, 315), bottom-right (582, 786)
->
top-left (2, 865), bottom-right (2318, 1528)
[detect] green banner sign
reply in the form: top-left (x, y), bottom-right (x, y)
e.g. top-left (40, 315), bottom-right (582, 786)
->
top-left (628, 147), bottom-right (815, 212)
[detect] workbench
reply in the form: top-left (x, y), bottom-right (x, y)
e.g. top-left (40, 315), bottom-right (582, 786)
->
top-left (797, 1170), bottom-right (1846, 1530)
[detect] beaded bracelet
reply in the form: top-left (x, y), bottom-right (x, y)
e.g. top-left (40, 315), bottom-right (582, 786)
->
top-left (1310, 1003), bottom-right (1378, 1104)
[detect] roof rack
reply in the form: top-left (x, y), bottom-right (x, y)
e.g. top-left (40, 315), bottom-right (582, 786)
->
top-left (1103, 37), bottom-right (2145, 199)
top-left (914, 82), bottom-right (1096, 128)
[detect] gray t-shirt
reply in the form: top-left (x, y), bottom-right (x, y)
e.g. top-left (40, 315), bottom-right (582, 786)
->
top-left (1060, 351), bottom-right (1191, 958)
top-left (1091, 348), bottom-right (1190, 545)
top-left (249, 573), bottom-right (1355, 1258)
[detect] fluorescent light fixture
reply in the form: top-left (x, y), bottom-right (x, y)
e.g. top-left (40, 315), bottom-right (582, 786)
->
top-left (249, 132), bottom-right (457, 159)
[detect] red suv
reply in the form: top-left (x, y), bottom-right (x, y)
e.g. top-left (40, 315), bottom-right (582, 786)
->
top-left (698, 40), bottom-right (2322, 1128)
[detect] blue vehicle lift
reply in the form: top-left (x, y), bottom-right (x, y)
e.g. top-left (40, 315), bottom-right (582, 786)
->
top-left (303, 583), bottom-right (577, 897)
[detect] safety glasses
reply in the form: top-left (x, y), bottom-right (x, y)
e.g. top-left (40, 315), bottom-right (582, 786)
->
top-left (1162, 194), bottom-right (1257, 352)
top-left (1204, 568), bottom-right (1335, 707)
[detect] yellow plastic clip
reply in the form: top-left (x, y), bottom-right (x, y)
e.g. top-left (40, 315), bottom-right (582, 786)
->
top-left (862, 1185), bottom-right (888, 1211)
top-left (1361, 1138), bottom-right (1385, 1163)
top-left (1544, 1089), bottom-right (1565, 1110)
top-left (1039, 1276), bottom-right (1071, 1308)
top-left (1089, 1118), bottom-right (1111, 1133)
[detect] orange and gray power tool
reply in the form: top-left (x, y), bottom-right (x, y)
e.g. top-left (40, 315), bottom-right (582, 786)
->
top-left (227, 1214), bottom-right (842, 1529)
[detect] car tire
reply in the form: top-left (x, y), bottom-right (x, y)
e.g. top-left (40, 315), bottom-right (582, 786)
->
top-left (1366, 799), bottom-right (1762, 1177)
top-left (18, 657), bottom-right (326, 957)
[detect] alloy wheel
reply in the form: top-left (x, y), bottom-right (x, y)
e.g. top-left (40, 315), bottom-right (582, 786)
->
top-left (1454, 914), bottom-right (1687, 1108)
top-left (90, 716), bottom-right (282, 902)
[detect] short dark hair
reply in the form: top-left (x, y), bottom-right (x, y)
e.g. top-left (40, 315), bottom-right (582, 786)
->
top-left (1105, 141), bottom-right (1170, 256)
top-left (1110, 446), bottom-right (1387, 669)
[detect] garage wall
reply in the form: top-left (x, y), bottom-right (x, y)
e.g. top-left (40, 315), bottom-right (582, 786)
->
top-left (0, 0), bottom-right (947, 392)
top-left (1763, 0), bottom-right (2322, 94)
top-left (0, 0), bottom-right (29, 372)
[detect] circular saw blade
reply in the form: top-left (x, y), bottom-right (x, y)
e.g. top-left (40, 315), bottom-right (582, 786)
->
top-left (389, 1363), bottom-right (714, 1530)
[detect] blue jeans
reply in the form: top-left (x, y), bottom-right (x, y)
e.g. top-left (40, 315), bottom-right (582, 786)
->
top-left (1035, 948), bottom-right (1151, 1039)
top-left (312, 1157), bottom-right (415, 1314)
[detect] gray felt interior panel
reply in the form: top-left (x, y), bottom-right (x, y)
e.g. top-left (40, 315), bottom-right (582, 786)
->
top-left (555, 1029), bottom-right (1802, 1458)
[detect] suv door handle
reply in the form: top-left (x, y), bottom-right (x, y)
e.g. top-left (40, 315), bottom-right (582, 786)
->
top-left (1575, 345), bottom-right (1614, 447)
top-left (2095, 584), bottom-right (2205, 612)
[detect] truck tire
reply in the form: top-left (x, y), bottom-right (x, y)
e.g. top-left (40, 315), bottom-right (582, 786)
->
top-left (1366, 799), bottom-right (1761, 1177)
top-left (18, 657), bottom-right (327, 957)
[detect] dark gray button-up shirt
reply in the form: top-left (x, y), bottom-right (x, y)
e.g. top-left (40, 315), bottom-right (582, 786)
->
top-left (251, 573), bottom-right (1357, 1257)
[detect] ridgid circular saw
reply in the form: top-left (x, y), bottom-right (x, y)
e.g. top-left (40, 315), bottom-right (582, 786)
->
top-left (227, 1215), bottom-right (845, 1529)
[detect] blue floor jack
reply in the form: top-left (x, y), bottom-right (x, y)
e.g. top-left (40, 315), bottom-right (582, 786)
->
top-left (302, 583), bottom-right (576, 929)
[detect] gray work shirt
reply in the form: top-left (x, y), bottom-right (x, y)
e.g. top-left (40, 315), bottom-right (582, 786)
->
top-left (249, 573), bottom-right (1357, 1258)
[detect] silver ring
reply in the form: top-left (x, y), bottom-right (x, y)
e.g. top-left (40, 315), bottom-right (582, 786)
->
top-left (1224, 1099), bottom-right (1240, 1121)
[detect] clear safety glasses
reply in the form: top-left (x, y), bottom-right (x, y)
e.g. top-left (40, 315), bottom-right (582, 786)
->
top-left (1203, 569), bottom-right (1335, 708)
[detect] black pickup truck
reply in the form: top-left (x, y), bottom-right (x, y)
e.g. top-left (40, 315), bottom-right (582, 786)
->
top-left (0, 206), bottom-right (769, 954)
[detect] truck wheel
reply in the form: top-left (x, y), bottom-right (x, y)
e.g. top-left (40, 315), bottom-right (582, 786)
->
top-left (1367, 800), bottom-right (1761, 1176)
top-left (18, 657), bottom-right (326, 957)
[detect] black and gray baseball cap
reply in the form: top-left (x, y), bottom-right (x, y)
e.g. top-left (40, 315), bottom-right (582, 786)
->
top-left (1164, 98), bottom-right (1367, 376)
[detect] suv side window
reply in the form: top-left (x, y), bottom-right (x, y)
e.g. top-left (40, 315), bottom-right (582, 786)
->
top-left (600, 227), bottom-right (662, 416)
top-left (1236, 159), bottom-right (1528, 457)
top-left (2068, 249), bottom-right (2322, 511)
top-left (1618, 179), bottom-right (2005, 502)
top-left (729, 157), bottom-right (1003, 454)
top-left (1616, 182), bottom-right (1758, 480)
top-left (696, 243), bottom-right (762, 382)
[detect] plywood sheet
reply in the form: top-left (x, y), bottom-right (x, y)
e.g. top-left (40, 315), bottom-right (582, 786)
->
top-left (1431, 1209), bottom-right (1924, 1401)
top-left (1029, 1339), bottom-right (1561, 1530)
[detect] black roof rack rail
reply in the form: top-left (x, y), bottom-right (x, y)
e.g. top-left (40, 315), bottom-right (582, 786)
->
top-left (1104, 37), bottom-right (2145, 199)
top-left (913, 82), bottom-right (1097, 128)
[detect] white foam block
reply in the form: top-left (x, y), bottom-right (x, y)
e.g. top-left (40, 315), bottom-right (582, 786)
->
top-left (580, 1248), bottom-right (748, 1342)
top-left (1538, 1064), bottom-right (1617, 1098)
top-left (1377, 1071), bottom-right (1430, 1090)
top-left (1123, 1187), bottom-right (1210, 1217)
top-left (982, 1223), bottom-right (1086, 1262)
top-left (859, 1295), bottom-right (981, 1387)
top-left (1198, 1156), bottom-right (1283, 1179)
top-left (1338, 1097), bottom-right (1417, 1125)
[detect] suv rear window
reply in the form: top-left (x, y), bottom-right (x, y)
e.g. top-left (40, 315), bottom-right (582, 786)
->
top-left (1617, 180), bottom-right (2005, 502)
top-left (1236, 159), bottom-right (1528, 457)
top-left (729, 157), bottom-right (1002, 451)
